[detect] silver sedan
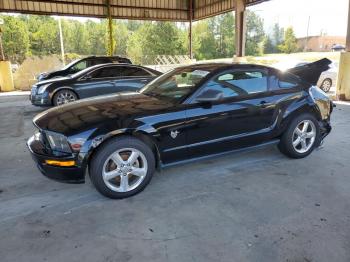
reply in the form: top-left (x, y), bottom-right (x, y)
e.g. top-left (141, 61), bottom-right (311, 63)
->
top-left (317, 62), bottom-right (338, 93)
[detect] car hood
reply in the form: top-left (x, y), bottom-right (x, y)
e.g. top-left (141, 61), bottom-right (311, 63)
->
top-left (37, 76), bottom-right (71, 86)
top-left (33, 92), bottom-right (175, 136)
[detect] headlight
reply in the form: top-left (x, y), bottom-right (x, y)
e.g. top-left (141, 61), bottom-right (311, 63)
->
top-left (46, 132), bottom-right (72, 153)
top-left (37, 84), bottom-right (50, 95)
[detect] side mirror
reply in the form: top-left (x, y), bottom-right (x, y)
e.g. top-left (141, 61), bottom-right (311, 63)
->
top-left (195, 89), bottom-right (224, 103)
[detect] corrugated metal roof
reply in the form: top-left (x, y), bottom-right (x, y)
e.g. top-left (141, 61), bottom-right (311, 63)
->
top-left (0, 0), bottom-right (270, 21)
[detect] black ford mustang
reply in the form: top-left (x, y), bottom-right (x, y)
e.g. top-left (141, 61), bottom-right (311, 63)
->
top-left (27, 59), bottom-right (333, 199)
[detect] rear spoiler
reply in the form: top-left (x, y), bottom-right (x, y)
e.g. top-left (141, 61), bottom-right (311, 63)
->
top-left (286, 58), bottom-right (332, 86)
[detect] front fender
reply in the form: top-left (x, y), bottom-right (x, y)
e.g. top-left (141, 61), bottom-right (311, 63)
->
top-left (80, 124), bottom-right (162, 173)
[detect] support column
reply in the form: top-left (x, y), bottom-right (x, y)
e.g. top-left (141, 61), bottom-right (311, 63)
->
top-left (58, 18), bottom-right (65, 66)
top-left (0, 31), bottom-right (4, 61)
top-left (0, 23), bottom-right (14, 92)
top-left (234, 0), bottom-right (246, 58)
top-left (336, 0), bottom-right (350, 100)
top-left (189, 0), bottom-right (193, 60)
top-left (106, 0), bottom-right (114, 56)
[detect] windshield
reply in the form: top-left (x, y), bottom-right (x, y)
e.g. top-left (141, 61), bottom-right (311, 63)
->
top-left (70, 64), bottom-right (101, 79)
top-left (140, 67), bottom-right (213, 102)
top-left (61, 59), bottom-right (80, 70)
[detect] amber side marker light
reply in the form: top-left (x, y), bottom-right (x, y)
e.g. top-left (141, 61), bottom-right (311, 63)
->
top-left (45, 160), bottom-right (76, 167)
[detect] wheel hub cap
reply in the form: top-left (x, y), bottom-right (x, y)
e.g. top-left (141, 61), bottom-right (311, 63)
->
top-left (292, 120), bottom-right (316, 154)
top-left (102, 148), bottom-right (148, 193)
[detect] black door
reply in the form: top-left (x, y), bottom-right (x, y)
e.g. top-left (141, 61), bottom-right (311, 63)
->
top-left (185, 68), bottom-right (278, 158)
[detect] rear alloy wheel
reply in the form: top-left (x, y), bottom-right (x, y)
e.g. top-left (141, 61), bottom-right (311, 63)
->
top-left (90, 137), bottom-right (155, 199)
top-left (53, 89), bottom-right (78, 106)
top-left (320, 78), bottom-right (332, 92)
top-left (292, 120), bottom-right (316, 154)
top-left (278, 114), bottom-right (320, 159)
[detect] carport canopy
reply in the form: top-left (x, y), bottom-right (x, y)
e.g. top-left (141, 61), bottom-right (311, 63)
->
top-left (0, 0), bottom-right (270, 57)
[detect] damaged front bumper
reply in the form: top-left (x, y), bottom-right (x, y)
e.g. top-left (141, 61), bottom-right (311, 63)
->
top-left (27, 133), bottom-right (87, 184)
top-left (318, 119), bottom-right (332, 146)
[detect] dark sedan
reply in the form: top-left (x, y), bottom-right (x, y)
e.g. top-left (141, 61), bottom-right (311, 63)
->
top-left (27, 59), bottom-right (333, 199)
top-left (37, 56), bottom-right (132, 81)
top-left (30, 63), bottom-right (162, 106)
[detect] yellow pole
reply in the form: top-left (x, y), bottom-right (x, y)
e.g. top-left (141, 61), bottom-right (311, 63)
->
top-left (0, 21), bottom-right (14, 92)
top-left (189, 0), bottom-right (193, 60)
top-left (0, 31), bottom-right (4, 60)
top-left (106, 0), bottom-right (114, 56)
top-left (58, 18), bottom-right (65, 66)
top-left (336, 0), bottom-right (350, 101)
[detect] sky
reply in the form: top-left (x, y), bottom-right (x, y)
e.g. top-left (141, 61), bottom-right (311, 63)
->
top-left (249, 0), bottom-right (349, 37)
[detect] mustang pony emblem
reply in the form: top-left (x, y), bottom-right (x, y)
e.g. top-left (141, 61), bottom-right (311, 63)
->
top-left (170, 130), bottom-right (179, 139)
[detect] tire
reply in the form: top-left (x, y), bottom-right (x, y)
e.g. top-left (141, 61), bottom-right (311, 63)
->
top-left (53, 89), bottom-right (78, 106)
top-left (278, 113), bottom-right (320, 159)
top-left (89, 136), bottom-right (155, 199)
top-left (320, 78), bottom-right (332, 93)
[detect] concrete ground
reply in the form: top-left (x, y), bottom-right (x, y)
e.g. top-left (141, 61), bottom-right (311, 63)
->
top-left (0, 95), bottom-right (350, 262)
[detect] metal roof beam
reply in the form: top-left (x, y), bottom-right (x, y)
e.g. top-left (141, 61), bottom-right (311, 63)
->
top-left (0, 0), bottom-right (270, 22)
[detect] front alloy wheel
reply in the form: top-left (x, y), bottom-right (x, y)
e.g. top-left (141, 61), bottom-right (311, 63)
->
top-left (102, 148), bottom-right (148, 193)
top-left (90, 137), bottom-right (155, 199)
top-left (53, 90), bottom-right (77, 106)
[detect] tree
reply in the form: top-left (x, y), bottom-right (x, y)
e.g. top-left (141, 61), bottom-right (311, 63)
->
top-left (217, 13), bottom-right (235, 58)
top-left (25, 16), bottom-right (61, 55)
top-left (126, 23), bottom-right (152, 64)
top-left (262, 35), bottom-right (275, 54)
top-left (144, 22), bottom-right (186, 56)
top-left (245, 10), bottom-right (265, 56)
top-left (85, 20), bottom-right (107, 55)
top-left (0, 15), bottom-right (30, 63)
top-left (62, 20), bottom-right (89, 55)
top-left (192, 20), bottom-right (217, 60)
top-left (278, 27), bottom-right (298, 54)
top-left (272, 23), bottom-right (284, 52)
top-left (114, 21), bottom-right (131, 56)
top-left (126, 21), bottom-right (186, 64)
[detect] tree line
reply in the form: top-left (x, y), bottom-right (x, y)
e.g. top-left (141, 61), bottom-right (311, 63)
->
top-left (0, 12), bottom-right (299, 64)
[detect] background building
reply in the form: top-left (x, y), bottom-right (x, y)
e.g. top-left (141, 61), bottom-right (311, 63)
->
top-left (297, 36), bottom-right (346, 52)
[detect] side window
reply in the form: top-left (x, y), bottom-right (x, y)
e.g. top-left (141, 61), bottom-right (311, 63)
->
top-left (71, 60), bottom-right (87, 72)
top-left (195, 70), bottom-right (268, 101)
top-left (89, 58), bottom-right (109, 66)
top-left (120, 67), bottom-right (151, 77)
top-left (90, 67), bottom-right (120, 79)
top-left (279, 73), bottom-right (300, 89)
